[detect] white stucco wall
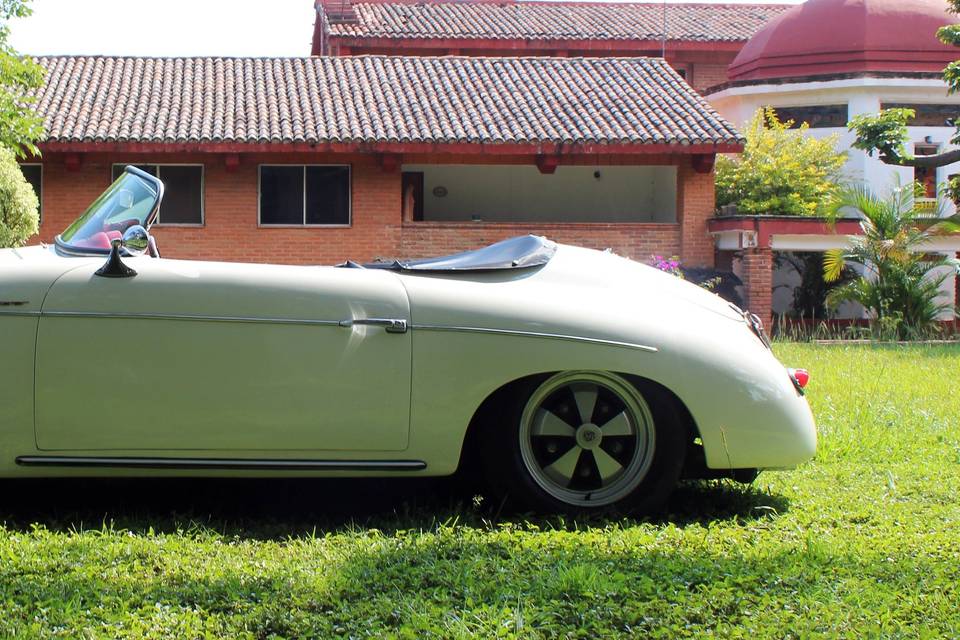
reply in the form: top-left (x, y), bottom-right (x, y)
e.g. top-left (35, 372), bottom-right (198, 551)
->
top-left (771, 252), bottom-right (865, 320)
top-left (708, 77), bottom-right (960, 215)
top-left (402, 164), bottom-right (678, 223)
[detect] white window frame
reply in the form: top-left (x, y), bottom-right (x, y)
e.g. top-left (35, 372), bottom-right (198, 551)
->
top-left (19, 163), bottom-right (42, 224)
top-left (111, 163), bottom-right (205, 227)
top-left (257, 164), bottom-right (352, 228)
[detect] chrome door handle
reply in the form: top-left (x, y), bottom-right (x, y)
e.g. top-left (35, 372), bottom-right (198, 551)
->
top-left (338, 318), bottom-right (408, 333)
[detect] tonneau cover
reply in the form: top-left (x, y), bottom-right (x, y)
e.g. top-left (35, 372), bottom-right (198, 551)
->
top-left (338, 235), bottom-right (556, 272)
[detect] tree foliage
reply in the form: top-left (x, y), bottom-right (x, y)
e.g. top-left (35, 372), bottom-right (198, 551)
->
top-left (0, 145), bottom-right (38, 247)
top-left (823, 182), bottom-right (960, 339)
top-left (0, 0), bottom-right (44, 157)
top-left (716, 108), bottom-right (847, 216)
top-left (849, 0), bottom-right (960, 174)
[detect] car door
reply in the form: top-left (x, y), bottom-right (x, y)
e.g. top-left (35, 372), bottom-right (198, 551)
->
top-left (35, 257), bottom-right (411, 453)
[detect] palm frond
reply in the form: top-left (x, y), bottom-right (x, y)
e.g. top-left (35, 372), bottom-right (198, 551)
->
top-left (928, 212), bottom-right (960, 236)
top-left (822, 249), bottom-right (847, 283)
top-left (824, 280), bottom-right (869, 311)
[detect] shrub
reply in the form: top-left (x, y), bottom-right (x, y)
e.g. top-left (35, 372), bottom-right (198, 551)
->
top-left (824, 183), bottom-right (960, 340)
top-left (716, 108), bottom-right (847, 216)
top-left (0, 146), bottom-right (39, 248)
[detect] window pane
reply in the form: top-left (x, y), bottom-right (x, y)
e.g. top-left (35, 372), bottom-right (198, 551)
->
top-left (113, 164), bottom-right (158, 181)
top-left (305, 166), bottom-right (350, 225)
top-left (770, 105), bottom-right (847, 128)
top-left (260, 166), bottom-right (304, 225)
top-left (157, 166), bottom-right (203, 224)
top-left (19, 165), bottom-right (41, 220)
top-left (882, 103), bottom-right (957, 127)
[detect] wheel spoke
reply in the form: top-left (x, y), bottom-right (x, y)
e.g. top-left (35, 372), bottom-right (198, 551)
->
top-left (544, 446), bottom-right (582, 484)
top-left (592, 447), bottom-right (624, 482)
top-left (600, 411), bottom-right (632, 436)
top-left (532, 409), bottom-right (576, 437)
top-left (572, 384), bottom-right (598, 424)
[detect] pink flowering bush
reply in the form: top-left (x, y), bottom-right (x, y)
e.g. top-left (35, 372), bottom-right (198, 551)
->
top-left (650, 255), bottom-right (723, 292)
top-left (650, 255), bottom-right (683, 278)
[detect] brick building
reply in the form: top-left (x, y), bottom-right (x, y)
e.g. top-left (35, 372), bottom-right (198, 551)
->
top-left (23, 1), bottom-right (787, 271)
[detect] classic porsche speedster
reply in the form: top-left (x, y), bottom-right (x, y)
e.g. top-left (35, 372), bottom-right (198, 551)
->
top-left (0, 167), bottom-right (816, 512)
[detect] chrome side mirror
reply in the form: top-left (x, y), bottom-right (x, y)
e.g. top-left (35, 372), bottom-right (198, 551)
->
top-left (121, 225), bottom-right (149, 256)
top-left (94, 225), bottom-right (149, 278)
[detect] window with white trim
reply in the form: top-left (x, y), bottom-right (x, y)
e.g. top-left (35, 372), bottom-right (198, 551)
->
top-left (19, 164), bottom-right (41, 222)
top-left (112, 164), bottom-right (204, 225)
top-left (259, 165), bottom-right (351, 226)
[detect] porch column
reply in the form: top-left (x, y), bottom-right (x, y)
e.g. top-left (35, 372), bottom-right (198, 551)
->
top-left (741, 247), bottom-right (773, 329)
top-left (677, 159), bottom-right (716, 267)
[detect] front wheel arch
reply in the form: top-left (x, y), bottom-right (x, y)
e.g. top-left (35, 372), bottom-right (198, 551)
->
top-left (458, 371), bottom-right (697, 513)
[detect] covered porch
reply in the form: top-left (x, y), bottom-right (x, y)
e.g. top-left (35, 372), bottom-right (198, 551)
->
top-left (710, 216), bottom-right (960, 332)
top-left (395, 152), bottom-right (718, 262)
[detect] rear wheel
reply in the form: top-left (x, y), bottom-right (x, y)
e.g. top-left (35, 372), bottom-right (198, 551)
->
top-left (483, 371), bottom-right (686, 513)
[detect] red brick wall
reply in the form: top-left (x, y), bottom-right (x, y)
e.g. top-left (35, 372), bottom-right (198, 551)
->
top-left (31, 152), bottom-right (403, 265)
top-left (400, 222), bottom-right (681, 261)
top-left (689, 63), bottom-right (730, 94)
top-left (677, 160), bottom-right (716, 268)
top-left (30, 151), bottom-right (712, 267)
top-left (740, 247), bottom-right (773, 327)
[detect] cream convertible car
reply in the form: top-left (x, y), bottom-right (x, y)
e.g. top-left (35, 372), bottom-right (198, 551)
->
top-left (0, 167), bottom-right (815, 513)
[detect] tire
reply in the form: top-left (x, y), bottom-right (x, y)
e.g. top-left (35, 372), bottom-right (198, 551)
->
top-left (481, 371), bottom-right (687, 514)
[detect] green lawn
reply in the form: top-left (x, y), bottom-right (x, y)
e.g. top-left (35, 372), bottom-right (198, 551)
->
top-left (2, 344), bottom-right (959, 638)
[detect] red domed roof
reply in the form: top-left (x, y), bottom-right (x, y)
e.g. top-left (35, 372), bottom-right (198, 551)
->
top-left (728, 0), bottom-right (957, 83)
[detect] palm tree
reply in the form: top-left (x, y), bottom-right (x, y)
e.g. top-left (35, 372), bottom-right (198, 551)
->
top-left (823, 182), bottom-right (960, 339)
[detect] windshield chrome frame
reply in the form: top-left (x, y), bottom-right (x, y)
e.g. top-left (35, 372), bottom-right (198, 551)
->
top-left (54, 165), bottom-right (165, 257)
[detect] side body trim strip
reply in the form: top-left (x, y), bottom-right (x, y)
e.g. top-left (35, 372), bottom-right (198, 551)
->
top-left (39, 311), bottom-right (341, 327)
top-left (3, 310), bottom-right (658, 352)
top-left (15, 456), bottom-right (427, 471)
top-left (411, 324), bottom-right (658, 353)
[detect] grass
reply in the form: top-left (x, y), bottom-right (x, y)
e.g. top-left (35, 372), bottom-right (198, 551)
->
top-left (1, 343), bottom-right (959, 638)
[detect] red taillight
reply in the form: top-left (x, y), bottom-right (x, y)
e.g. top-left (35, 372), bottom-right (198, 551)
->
top-left (788, 368), bottom-right (810, 389)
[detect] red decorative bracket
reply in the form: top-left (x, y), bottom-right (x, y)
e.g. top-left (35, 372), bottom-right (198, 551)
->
top-left (691, 153), bottom-right (715, 174)
top-left (224, 153), bottom-right (241, 173)
top-left (536, 154), bottom-right (559, 174)
top-left (64, 153), bottom-right (82, 172)
top-left (378, 153), bottom-right (401, 173)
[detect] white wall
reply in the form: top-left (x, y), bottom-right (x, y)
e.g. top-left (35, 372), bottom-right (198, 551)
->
top-left (708, 78), bottom-right (960, 214)
top-left (771, 252), bottom-right (865, 320)
top-left (402, 164), bottom-right (677, 223)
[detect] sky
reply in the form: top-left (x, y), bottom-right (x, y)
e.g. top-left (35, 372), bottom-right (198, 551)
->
top-left (8, 0), bottom-right (802, 58)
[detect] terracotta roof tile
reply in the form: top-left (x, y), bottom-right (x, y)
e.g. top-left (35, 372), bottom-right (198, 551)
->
top-left (325, 2), bottom-right (791, 43)
top-left (34, 55), bottom-right (742, 147)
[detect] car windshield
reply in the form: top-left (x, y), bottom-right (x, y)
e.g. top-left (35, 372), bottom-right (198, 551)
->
top-left (56, 168), bottom-right (162, 254)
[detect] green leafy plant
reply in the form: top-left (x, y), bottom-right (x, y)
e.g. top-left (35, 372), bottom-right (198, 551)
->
top-left (0, 144), bottom-right (38, 246)
top-left (823, 183), bottom-right (960, 340)
top-left (716, 107), bottom-right (847, 216)
top-left (850, 0), bottom-right (960, 194)
top-left (0, 0), bottom-right (45, 157)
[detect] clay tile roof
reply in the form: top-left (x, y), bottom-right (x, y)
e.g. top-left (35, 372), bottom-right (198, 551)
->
top-left (34, 55), bottom-right (742, 148)
top-left (324, 2), bottom-right (792, 43)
